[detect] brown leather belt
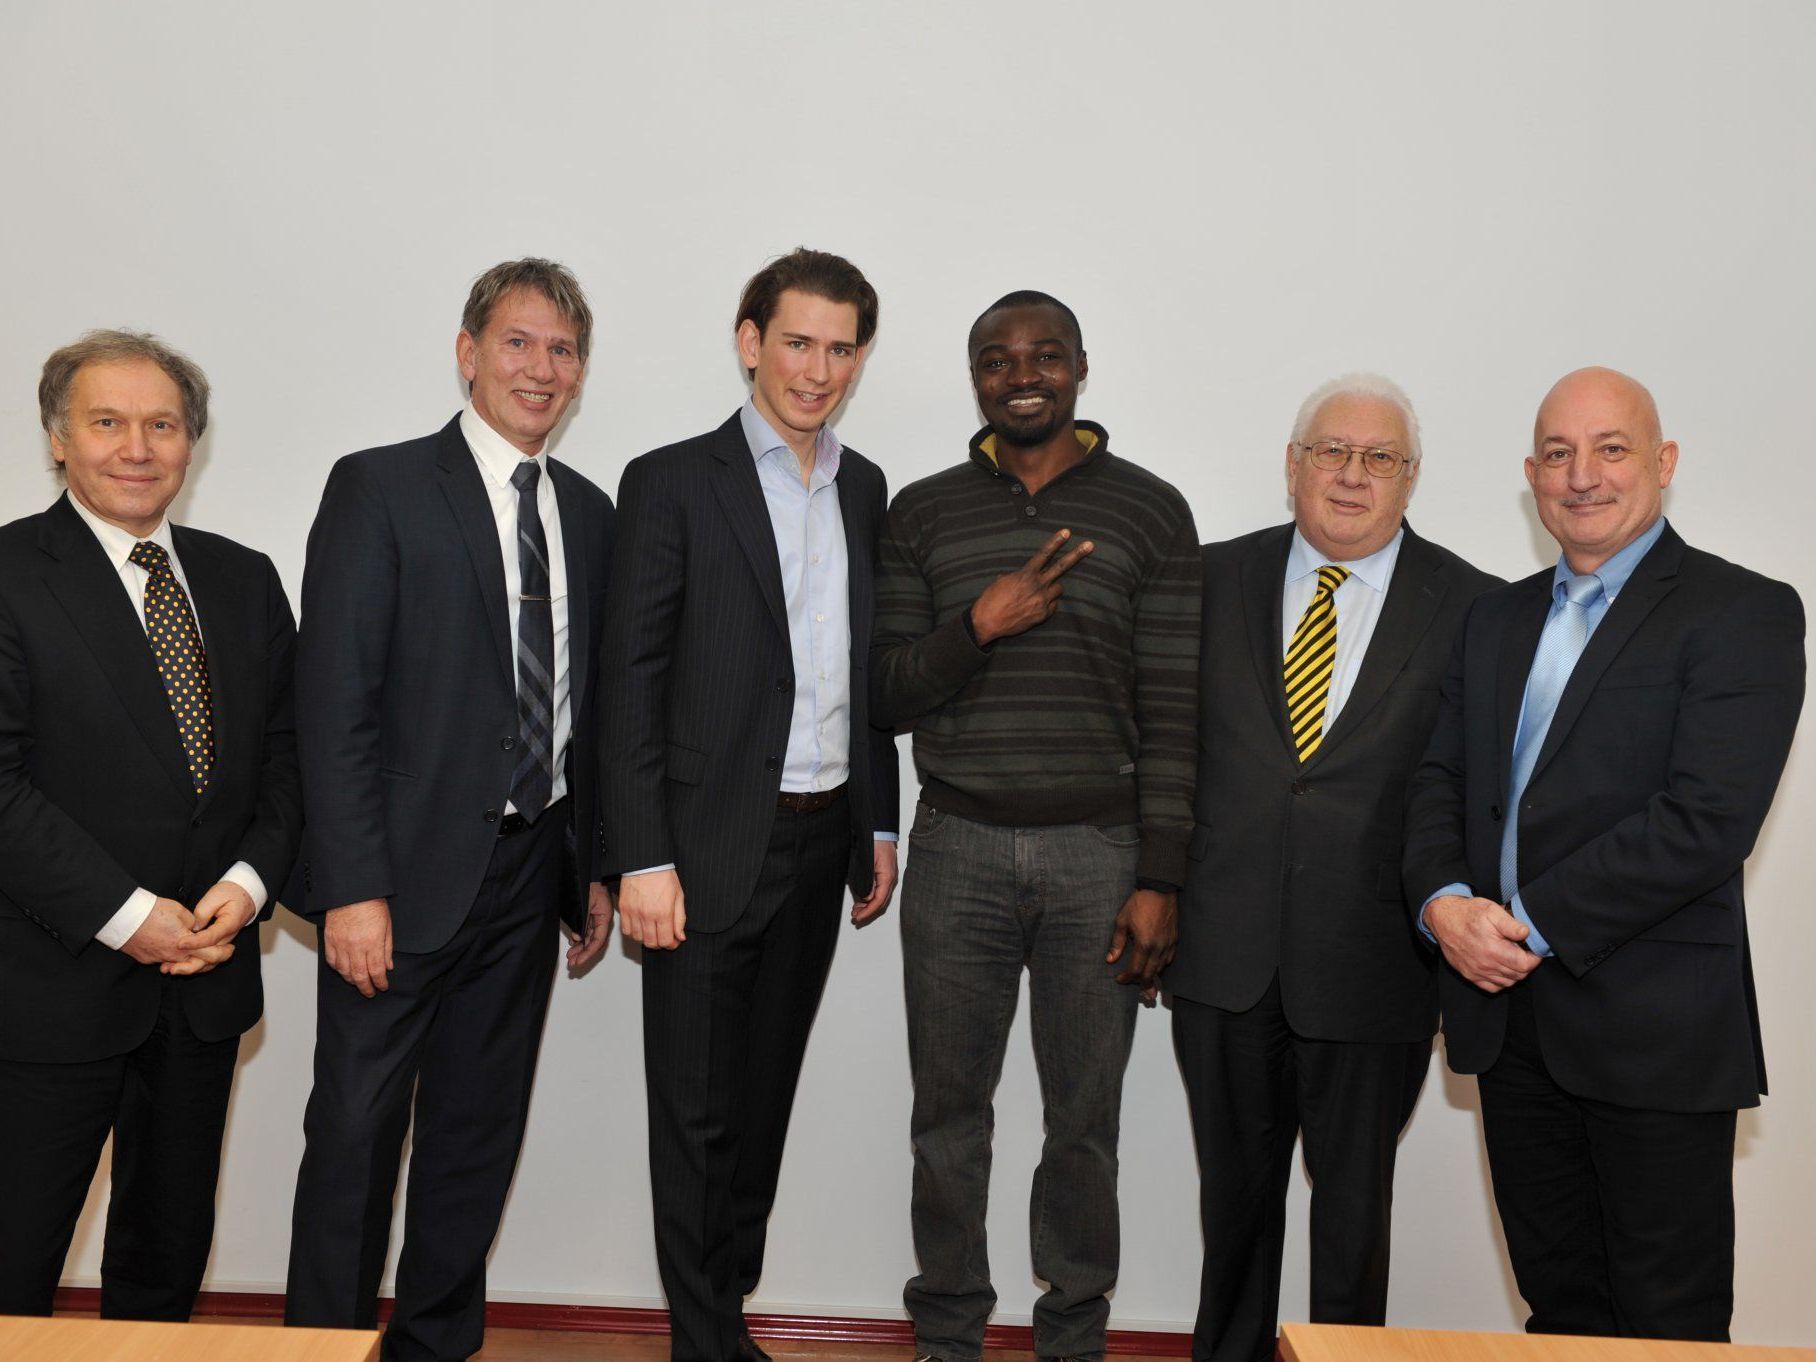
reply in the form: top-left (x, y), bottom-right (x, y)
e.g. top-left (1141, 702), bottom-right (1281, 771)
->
top-left (776, 783), bottom-right (847, 814)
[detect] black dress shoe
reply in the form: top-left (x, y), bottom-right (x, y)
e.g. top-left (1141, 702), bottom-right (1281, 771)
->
top-left (736, 1330), bottom-right (774, 1362)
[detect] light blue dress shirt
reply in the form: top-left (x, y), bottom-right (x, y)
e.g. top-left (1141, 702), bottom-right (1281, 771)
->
top-left (1282, 527), bottom-right (1404, 729)
top-left (741, 400), bottom-right (853, 795)
top-left (1422, 516), bottom-right (1669, 955)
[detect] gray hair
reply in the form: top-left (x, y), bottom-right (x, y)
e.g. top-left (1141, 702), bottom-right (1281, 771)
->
top-left (461, 257), bottom-right (594, 365)
top-left (1290, 372), bottom-right (1422, 465)
top-left (39, 329), bottom-right (210, 441)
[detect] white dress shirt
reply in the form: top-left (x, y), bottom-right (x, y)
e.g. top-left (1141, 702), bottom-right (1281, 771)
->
top-left (1280, 526), bottom-right (1405, 729)
top-left (459, 402), bottom-right (572, 813)
top-left (65, 495), bottom-right (268, 950)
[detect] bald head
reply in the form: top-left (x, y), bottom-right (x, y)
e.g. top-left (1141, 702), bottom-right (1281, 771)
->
top-left (1534, 366), bottom-right (1663, 452)
top-left (1525, 365), bottom-right (1678, 574)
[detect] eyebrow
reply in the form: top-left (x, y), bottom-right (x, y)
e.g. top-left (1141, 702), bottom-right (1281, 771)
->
top-left (976, 337), bottom-right (1070, 353)
top-left (86, 405), bottom-right (182, 421)
top-left (780, 330), bottom-right (857, 347)
top-left (1540, 428), bottom-right (1633, 445)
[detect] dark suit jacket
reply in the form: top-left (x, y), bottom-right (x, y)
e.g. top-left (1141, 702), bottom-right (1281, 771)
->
top-left (1170, 522), bottom-right (1499, 1042)
top-left (0, 495), bottom-right (301, 1063)
top-left (1404, 524), bottom-right (1804, 1112)
top-left (295, 416), bottom-right (614, 953)
top-left (599, 411), bottom-right (899, 932)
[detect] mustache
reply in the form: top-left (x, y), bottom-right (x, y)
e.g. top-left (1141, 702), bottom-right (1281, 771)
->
top-left (1558, 493), bottom-right (1618, 507)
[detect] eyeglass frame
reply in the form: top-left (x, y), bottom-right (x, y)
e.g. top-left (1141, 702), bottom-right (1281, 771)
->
top-left (1292, 439), bottom-right (1419, 479)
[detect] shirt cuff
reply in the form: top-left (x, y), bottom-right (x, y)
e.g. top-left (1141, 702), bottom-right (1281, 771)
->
top-left (1418, 882), bottom-right (1473, 944)
top-left (874, 832), bottom-right (898, 843)
top-left (1508, 892), bottom-right (1552, 957)
top-left (220, 861), bottom-right (269, 913)
top-left (623, 863), bottom-right (677, 877)
top-left (95, 887), bottom-right (158, 951)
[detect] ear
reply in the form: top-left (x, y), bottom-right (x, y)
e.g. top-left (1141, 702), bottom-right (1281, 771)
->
top-left (456, 329), bottom-right (479, 385)
top-left (736, 318), bottom-right (763, 374)
top-left (850, 345), bottom-right (869, 380)
top-left (1075, 349), bottom-right (1088, 384)
top-left (1284, 441), bottom-right (1301, 496)
top-left (1655, 439), bottom-right (1680, 488)
top-left (1523, 455), bottom-right (1540, 494)
top-left (48, 429), bottom-right (67, 465)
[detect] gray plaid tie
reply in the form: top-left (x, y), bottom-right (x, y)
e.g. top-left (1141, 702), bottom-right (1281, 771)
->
top-left (510, 461), bottom-right (555, 818)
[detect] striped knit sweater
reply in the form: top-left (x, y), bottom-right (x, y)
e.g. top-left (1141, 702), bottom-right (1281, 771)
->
top-left (870, 421), bottom-right (1202, 886)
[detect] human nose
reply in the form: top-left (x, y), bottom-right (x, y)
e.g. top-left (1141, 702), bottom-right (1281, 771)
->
top-left (805, 344), bottom-right (831, 383)
top-left (1334, 447), bottom-right (1367, 485)
top-left (120, 428), bottom-right (153, 461)
top-left (1566, 449), bottom-right (1600, 490)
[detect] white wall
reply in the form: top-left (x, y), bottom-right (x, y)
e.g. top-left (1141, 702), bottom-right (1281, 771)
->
top-left (3, 0), bottom-right (1812, 1345)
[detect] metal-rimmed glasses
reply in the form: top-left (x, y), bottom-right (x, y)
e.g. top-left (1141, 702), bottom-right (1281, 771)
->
top-left (1293, 440), bottom-right (1417, 478)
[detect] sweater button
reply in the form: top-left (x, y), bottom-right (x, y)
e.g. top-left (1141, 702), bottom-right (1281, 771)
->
top-left (1023, 504), bottom-right (1038, 517)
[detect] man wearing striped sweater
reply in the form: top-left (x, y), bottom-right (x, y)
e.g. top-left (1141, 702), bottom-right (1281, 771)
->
top-left (872, 291), bottom-right (1202, 1362)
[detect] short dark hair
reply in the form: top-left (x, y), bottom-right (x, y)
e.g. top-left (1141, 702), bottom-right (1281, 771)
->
top-left (40, 329), bottom-right (211, 441)
top-left (967, 290), bottom-right (1083, 356)
top-left (461, 257), bottom-right (594, 364)
top-left (735, 248), bottom-right (879, 374)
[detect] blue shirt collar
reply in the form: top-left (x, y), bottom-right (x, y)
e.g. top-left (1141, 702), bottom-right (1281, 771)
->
top-left (1552, 515), bottom-right (1667, 604)
top-left (740, 398), bottom-right (841, 483)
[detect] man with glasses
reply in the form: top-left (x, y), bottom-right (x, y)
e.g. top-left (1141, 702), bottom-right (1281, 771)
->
top-left (1405, 368), bottom-right (1803, 1340)
top-left (1169, 374), bottom-right (1497, 1362)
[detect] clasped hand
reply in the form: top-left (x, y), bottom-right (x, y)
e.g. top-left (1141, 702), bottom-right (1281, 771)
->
top-left (122, 881), bottom-right (256, 977)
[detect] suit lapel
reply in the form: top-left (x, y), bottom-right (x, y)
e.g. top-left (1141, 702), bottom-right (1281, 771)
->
top-left (435, 420), bottom-right (514, 689)
top-left (1240, 528), bottom-right (1294, 754)
top-left (1528, 528), bottom-right (1684, 785)
top-left (1319, 526), bottom-right (1448, 753)
top-left (549, 459), bottom-right (592, 714)
top-left (709, 414), bottom-right (789, 636)
top-left (172, 525), bottom-right (240, 814)
top-left (1495, 574), bottom-right (1552, 798)
top-left (38, 497), bottom-right (194, 802)
top-left (838, 458), bottom-right (872, 648)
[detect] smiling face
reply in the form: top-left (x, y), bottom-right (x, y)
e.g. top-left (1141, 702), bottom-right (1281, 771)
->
top-left (456, 287), bottom-right (586, 455)
top-left (1526, 367), bottom-right (1677, 574)
top-left (969, 303), bottom-right (1087, 449)
top-left (1286, 392), bottom-right (1418, 561)
top-left (736, 288), bottom-right (864, 456)
top-left (50, 359), bottom-right (193, 537)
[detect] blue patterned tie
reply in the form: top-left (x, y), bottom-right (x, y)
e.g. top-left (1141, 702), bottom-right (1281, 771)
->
top-left (1499, 574), bottom-right (1603, 901)
top-left (510, 461), bottom-right (555, 818)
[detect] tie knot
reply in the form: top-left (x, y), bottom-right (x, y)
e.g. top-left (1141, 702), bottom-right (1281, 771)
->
top-left (129, 540), bottom-right (170, 574)
top-left (511, 460), bottom-right (541, 494)
top-left (1562, 573), bottom-right (1601, 608)
top-left (1316, 565), bottom-right (1351, 597)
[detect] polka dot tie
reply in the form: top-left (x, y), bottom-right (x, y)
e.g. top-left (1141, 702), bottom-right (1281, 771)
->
top-left (129, 540), bottom-right (214, 795)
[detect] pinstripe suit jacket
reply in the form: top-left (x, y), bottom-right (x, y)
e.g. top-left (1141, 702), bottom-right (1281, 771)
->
top-left (599, 412), bottom-right (899, 932)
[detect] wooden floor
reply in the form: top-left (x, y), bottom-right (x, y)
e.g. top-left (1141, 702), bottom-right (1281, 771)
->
top-left (60, 1311), bottom-right (1184, 1361)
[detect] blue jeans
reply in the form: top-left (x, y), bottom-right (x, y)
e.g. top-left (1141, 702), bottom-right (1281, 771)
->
top-left (900, 804), bottom-right (1141, 1362)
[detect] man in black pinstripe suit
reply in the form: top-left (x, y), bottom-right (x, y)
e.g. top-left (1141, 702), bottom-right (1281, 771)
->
top-left (599, 248), bottom-right (900, 1362)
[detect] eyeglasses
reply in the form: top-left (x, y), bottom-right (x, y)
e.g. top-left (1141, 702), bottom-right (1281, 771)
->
top-left (1294, 440), bottom-right (1417, 479)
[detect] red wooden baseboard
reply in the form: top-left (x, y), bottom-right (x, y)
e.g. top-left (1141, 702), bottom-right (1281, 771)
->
top-left (52, 1287), bottom-right (1195, 1355)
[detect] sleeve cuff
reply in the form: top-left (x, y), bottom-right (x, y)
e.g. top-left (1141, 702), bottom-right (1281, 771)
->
top-left (1419, 882), bottom-right (1473, 944)
top-left (1508, 892), bottom-right (1552, 957)
top-left (873, 832), bottom-right (898, 843)
top-left (94, 887), bottom-right (158, 951)
top-left (220, 861), bottom-right (269, 913)
top-left (623, 863), bottom-right (677, 877)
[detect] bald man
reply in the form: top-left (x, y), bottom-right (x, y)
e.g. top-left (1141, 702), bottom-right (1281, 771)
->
top-left (1404, 368), bottom-right (1805, 1341)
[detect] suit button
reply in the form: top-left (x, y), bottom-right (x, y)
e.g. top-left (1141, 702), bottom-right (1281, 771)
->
top-left (191, 817), bottom-right (203, 828)
top-left (765, 757), bottom-right (778, 772)
top-left (483, 808), bottom-right (499, 824)
top-left (776, 678), bottom-right (790, 692)
top-left (1291, 780), bottom-right (1310, 795)
top-left (501, 736), bottom-right (518, 751)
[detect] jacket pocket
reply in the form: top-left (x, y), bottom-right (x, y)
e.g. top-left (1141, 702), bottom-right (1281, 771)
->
top-left (665, 743), bottom-right (707, 786)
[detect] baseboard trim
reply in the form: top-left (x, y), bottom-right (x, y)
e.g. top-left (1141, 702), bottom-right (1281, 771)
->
top-left (52, 1287), bottom-right (1195, 1355)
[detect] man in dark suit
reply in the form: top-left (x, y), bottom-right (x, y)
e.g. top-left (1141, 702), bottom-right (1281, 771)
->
top-left (0, 330), bottom-right (301, 1319)
top-left (1169, 375), bottom-right (1498, 1362)
top-left (600, 248), bottom-right (899, 1362)
top-left (285, 259), bottom-right (615, 1362)
top-left (1405, 366), bottom-right (1804, 1341)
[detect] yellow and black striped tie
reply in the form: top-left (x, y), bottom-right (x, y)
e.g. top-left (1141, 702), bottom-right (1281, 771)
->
top-left (1284, 564), bottom-right (1350, 761)
top-left (129, 540), bottom-right (214, 794)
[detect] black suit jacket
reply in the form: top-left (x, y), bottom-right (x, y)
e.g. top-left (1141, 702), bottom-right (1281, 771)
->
top-left (1404, 524), bottom-right (1804, 1112)
top-left (295, 416), bottom-right (614, 952)
top-left (599, 412), bottom-right (899, 931)
top-left (0, 495), bottom-right (302, 1063)
top-left (1170, 523), bottom-right (1499, 1042)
